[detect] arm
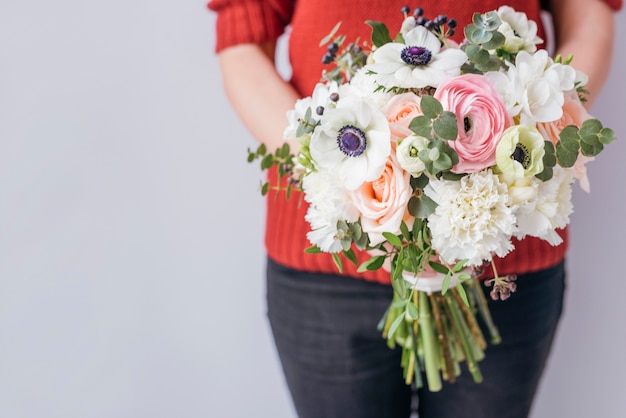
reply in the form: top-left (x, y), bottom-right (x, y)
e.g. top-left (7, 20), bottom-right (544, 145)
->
top-left (218, 42), bottom-right (300, 151)
top-left (550, 0), bottom-right (616, 106)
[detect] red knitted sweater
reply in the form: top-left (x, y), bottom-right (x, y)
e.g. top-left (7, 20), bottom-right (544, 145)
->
top-left (209, 0), bottom-right (621, 284)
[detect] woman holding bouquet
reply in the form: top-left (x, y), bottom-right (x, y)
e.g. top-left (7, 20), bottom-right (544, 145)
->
top-left (209, 0), bottom-right (621, 417)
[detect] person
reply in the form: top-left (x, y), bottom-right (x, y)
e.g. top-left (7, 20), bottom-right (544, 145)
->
top-left (208, 1), bottom-right (621, 417)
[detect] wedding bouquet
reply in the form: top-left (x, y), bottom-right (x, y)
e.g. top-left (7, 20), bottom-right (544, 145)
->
top-left (249, 6), bottom-right (615, 391)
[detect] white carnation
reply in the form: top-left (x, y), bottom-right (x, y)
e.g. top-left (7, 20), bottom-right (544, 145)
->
top-left (425, 170), bottom-right (516, 266)
top-left (302, 170), bottom-right (359, 252)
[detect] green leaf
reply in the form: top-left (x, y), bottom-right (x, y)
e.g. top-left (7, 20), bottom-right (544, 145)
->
top-left (420, 95), bottom-right (443, 118)
top-left (559, 125), bottom-right (580, 143)
top-left (466, 45), bottom-right (490, 65)
top-left (357, 255), bottom-right (386, 272)
top-left (261, 154), bottom-right (274, 170)
top-left (408, 194), bottom-right (437, 218)
top-left (365, 20), bottom-right (393, 47)
top-left (332, 253), bottom-right (343, 273)
top-left (406, 303), bottom-right (419, 320)
top-left (599, 127), bottom-right (616, 145)
top-left (319, 21), bottom-right (342, 46)
top-left (456, 283), bottom-right (470, 307)
top-left (383, 232), bottom-right (403, 247)
top-left (556, 142), bottom-right (578, 168)
top-left (257, 143), bottom-right (267, 156)
top-left (410, 173), bottom-right (429, 190)
top-left (387, 313), bottom-right (406, 340)
top-left (400, 221), bottom-right (411, 241)
top-left (409, 116), bottom-right (433, 137)
top-left (452, 260), bottom-right (467, 273)
top-left (542, 141), bottom-right (557, 167)
top-left (580, 140), bottom-right (603, 157)
top-left (441, 274), bottom-right (451, 295)
top-left (469, 28), bottom-right (492, 44)
top-left (535, 165), bottom-right (553, 182)
top-left (482, 31), bottom-right (505, 50)
top-left (304, 245), bottom-right (322, 254)
top-left (392, 298), bottom-right (408, 308)
top-left (433, 112), bottom-right (458, 140)
top-left (261, 182), bottom-right (270, 196)
top-left (343, 248), bottom-right (358, 265)
top-left (428, 261), bottom-right (449, 275)
top-left (474, 11), bottom-right (501, 31)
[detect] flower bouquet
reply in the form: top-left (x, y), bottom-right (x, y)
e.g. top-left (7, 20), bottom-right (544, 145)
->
top-left (248, 6), bottom-right (615, 391)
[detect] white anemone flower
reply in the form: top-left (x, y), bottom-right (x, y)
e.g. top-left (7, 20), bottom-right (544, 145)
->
top-left (303, 170), bottom-right (359, 252)
top-left (425, 170), bottom-right (516, 266)
top-left (365, 25), bottom-right (467, 89)
top-left (513, 166), bottom-right (574, 245)
top-left (309, 95), bottom-right (391, 190)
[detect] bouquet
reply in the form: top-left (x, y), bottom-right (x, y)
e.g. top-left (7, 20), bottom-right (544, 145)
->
top-left (248, 6), bottom-right (615, 391)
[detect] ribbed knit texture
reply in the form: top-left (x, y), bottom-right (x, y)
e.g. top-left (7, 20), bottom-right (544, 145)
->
top-left (208, 0), bottom-right (620, 284)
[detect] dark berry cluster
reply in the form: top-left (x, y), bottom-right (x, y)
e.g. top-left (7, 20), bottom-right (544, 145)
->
top-left (322, 42), bottom-right (339, 64)
top-left (402, 5), bottom-right (457, 39)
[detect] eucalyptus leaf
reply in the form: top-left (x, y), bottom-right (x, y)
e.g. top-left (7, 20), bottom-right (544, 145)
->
top-left (535, 165), bottom-right (553, 182)
top-left (556, 142), bottom-right (578, 168)
top-left (420, 95), bottom-right (444, 118)
top-left (559, 125), bottom-right (580, 143)
top-left (261, 154), bottom-right (273, 170)
top-left (433, 113), bottom-right (458, 140)
top-left (469, 29), bottom-right (492, 45)
top-left (482, 31), bottom-right (505, 50)
top-left (599, 128), bottom-right (616, 145)
top-left (409, 116), bottom-right (433, 137)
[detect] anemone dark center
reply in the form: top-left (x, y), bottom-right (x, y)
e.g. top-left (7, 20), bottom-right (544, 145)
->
top-left (511, 143), bottom-right (531, 169)
top-left (401, 46), bottom-right (432, 66)
top-left (337, 125), bottom-right (367, 157)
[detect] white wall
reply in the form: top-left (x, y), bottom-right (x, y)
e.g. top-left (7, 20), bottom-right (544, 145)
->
top-left (0, 2), bottom-right (623, 417)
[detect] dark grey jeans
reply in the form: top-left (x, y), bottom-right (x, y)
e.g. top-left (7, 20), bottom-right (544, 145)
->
top-left (267, 258), bottom-right (566, 418)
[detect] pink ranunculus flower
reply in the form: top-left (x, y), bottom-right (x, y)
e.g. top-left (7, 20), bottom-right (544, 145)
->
top-left (537, 90), bottom-right (594, 192)
top-left (384, 92), bottom-right (423, 140)
top-left (351, 148), bottom-right (413, 246)
top-left (434, 74), bottom-right (513, 174)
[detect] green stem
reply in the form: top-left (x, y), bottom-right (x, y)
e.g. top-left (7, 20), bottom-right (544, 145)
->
top-left (429, 293), bottom-right (455, 383)
top-left (469, 278), bottom-right (501, 345)
top-left (419, 291), bottom-right (442, 391)
top-left (444, 292), bottom-right (483, 384)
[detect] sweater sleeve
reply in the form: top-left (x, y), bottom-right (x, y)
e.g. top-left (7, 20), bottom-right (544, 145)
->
top-left (207, 0), bottom-right (294, 53)
top-left (541, 0), bottom-right (622, 10)
top-left (604, 0), bottom-right (623, 10)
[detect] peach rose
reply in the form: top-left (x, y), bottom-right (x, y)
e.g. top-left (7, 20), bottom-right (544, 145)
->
top-left (537, 90), bottom-right (594, 192)
top-left (434, 74), bottom-right (512, 173)
top-left (384, 92), bottom-right (423, 140)
top-left (351, 149), bottom-right (412, 246)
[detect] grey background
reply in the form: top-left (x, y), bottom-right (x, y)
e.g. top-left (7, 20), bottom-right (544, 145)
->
top-left (0, 1), bottom-right (624, 417)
